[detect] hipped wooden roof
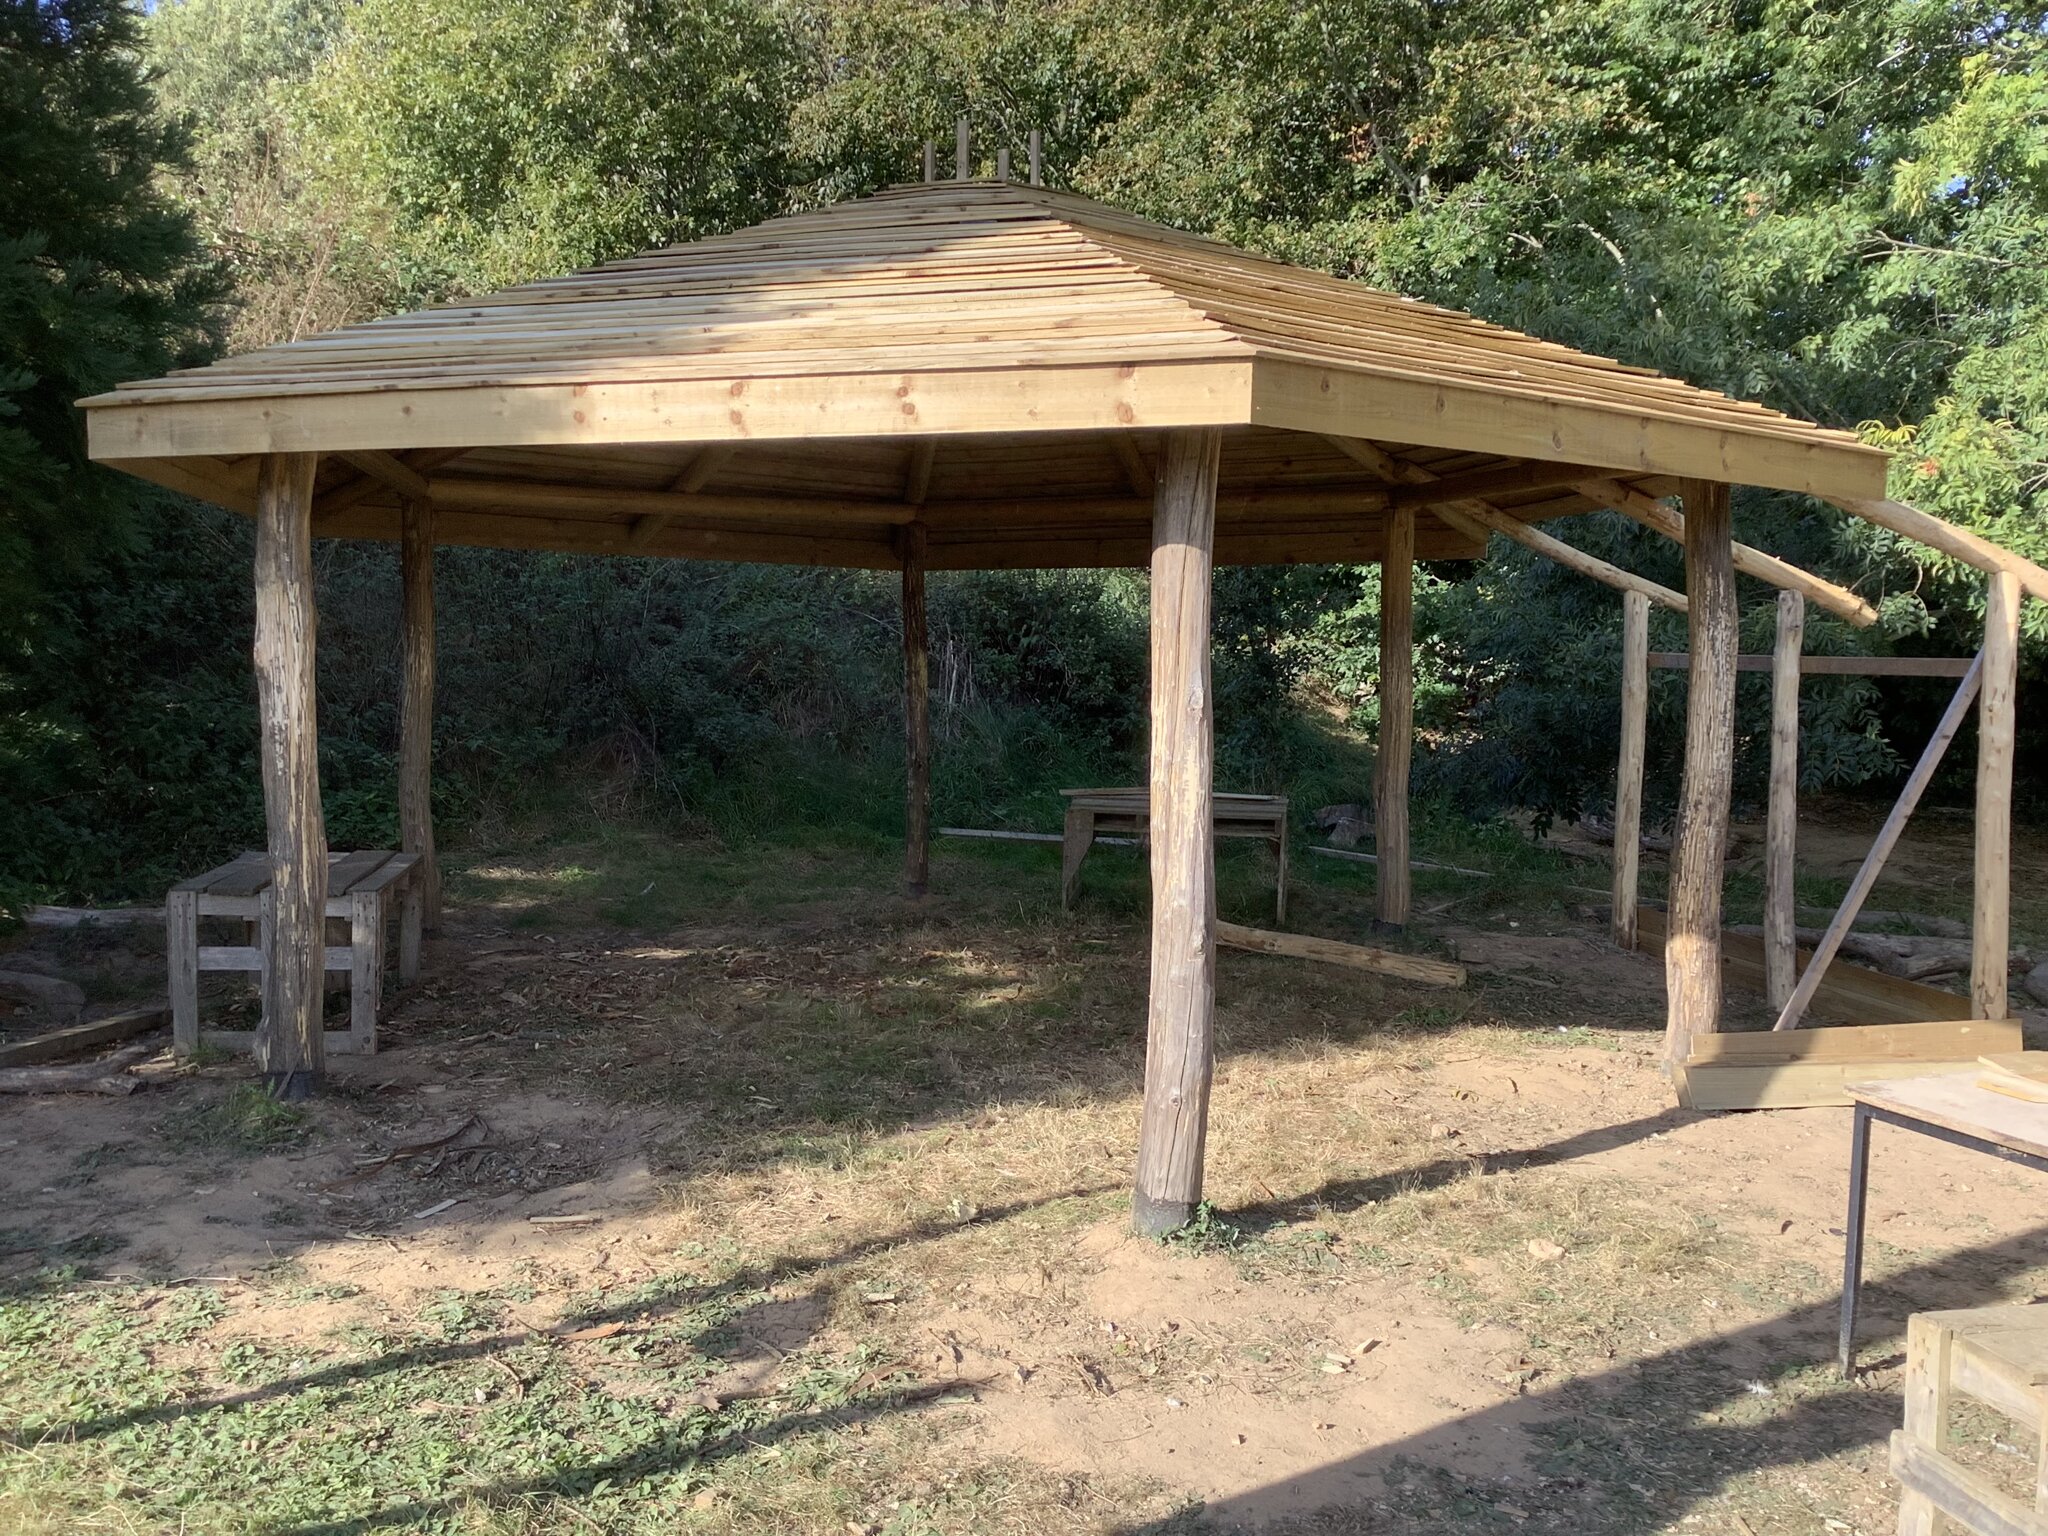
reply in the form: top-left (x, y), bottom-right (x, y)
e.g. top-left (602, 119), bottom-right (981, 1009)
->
top-left (83, 180), bottom-right (1892, 570)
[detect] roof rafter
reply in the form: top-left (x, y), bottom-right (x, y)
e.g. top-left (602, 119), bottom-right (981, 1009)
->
top-left (1577, 477), bottom-right (1878, 627)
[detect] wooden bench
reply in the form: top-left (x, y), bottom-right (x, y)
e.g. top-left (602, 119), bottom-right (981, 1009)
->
top-left (1893, 1304), bottom-right (2048, 1534)
top-left (166, 850), bottom-right (423, 1057)
top-left (1060, 788), bottom-right (1289, 920)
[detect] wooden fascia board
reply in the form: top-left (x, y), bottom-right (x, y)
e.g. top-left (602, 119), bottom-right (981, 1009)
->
top-left (82, 359), bottom-right (1257, 461)
top-left (1249, 356), bottom-right (1891, 504)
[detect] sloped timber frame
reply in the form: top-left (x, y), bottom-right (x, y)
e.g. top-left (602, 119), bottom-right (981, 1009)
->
top-left (81, 178), bottom-right (2046, 1219)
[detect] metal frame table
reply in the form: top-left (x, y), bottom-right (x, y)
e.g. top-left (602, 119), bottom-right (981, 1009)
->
top-left (1839, 1072), bottom-right (2048, 1377)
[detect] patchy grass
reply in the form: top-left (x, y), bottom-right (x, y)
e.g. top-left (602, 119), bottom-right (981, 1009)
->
top-left (158, 1082), bottom-right (312, 1154)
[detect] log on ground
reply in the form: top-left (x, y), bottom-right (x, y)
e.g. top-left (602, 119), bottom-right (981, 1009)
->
top-left (1216, 921), bottom-right (1466, 986)
top-left (0, 1042), bottom-right (155, 1095)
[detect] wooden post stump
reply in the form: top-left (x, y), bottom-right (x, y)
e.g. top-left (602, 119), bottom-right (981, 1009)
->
top-left (1612, 590), bottom-right (1649, 949)
top-left (253, 452), bottom-right (328, 1098)
top-left (1132, 428), bottom-right (1221, 1238)
top-left (399, 496), bottom-right (439, 930)
top-left (1374, 507), bottom-right (1414, 931)
top-left (1764, 590), bottom-right (1805, 1008)
top-left (1663, 479), bottom-right (1735, 1069)
top-left (903, 523), bottom-right (932, 899)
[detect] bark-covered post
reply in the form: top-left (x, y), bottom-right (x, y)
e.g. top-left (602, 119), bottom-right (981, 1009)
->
top-left (1973, 570), bottom-right (2020, 1018)
top-left (1374, 507), bottom-right (1415, 930)
top-left (1662, 479), bottom-right (1736, 1069)
top-left (399, 496), bottom-right (440, 929)
top-left (1764, 590), bottom-right (1806, 1008)
top-left (253, 452), bottom-right (328, 1098)
top-left (902, 522), bottom-right (932, 899)
top-left (1611, 589), bottom-right (1649, 949)
top-left (1132, 428), bottom-right (1221, 1238)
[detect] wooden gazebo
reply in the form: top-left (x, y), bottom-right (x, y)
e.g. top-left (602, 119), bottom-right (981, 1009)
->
top-left (82, 178), bottom-right (2048, 1234)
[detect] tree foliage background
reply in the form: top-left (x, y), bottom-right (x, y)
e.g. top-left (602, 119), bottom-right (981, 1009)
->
top-left (3, 0), bottom-right (2044, 899)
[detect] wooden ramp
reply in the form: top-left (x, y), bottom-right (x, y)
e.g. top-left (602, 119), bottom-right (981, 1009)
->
top-left (1635, 905), bottom-right (1966, 1025)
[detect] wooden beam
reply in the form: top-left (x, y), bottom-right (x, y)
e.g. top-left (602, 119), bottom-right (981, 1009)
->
top-left (399, 497), bottom-right (439, 931)
top-left (1612, 590), bottom-right (1649, 949)
top-left (1386, 459), bottom-right (1606, 512)
top-left (429, 476), bottom-right (909, 532)
top-left (337, 448), bottom-right (430, 502)
top-left (666, 445), bottom-right (732, 494)
top-left (630, 446), bottom-right (734, 550)
top-left (1435, 501), bottom-right (1688, 612)
top-left (1648, 653), bottom-right (1972, 677)
top-left (1374, 507), bottom-right (1414, 929)
top-left (312, 447), bottom-right (468, 522)
top-left (1770, 651), bottom-right (1984, 1030)
top-left (902, 523), bottom-right (931, 899)
top-left (903, 440), bottom-right (936, 506)
top-left (432, 477), bottom-right (1395, 534)
top-left (1836, 496), bottom-right (2048, 606)
top-left (1319, 433), bottom-right (1406, 482)
top-left (1216, 921), bottom-right (1466, 986)
top-left (252, 452), bottom-right (328, 1098)
top-left (1973, 572), bottom-right (2020, 1019)
top-left (1110, 432), bottom-right (1155, 497)
top-left (1254, 356), bottom-right (1890, 504)
top-left (1133, 427), bottom-right (1221, 1239)
top-left (1764, 591), bottom-right (1805, 1009)
top-left (86, 360), bottom-right (1263, 461)
top-left (1579, 477), bottom-right (1879, 627)
top-left (1664, 479), bottom-right (1736, 1068)
top-left (320, 503), bottom-right (899, 568)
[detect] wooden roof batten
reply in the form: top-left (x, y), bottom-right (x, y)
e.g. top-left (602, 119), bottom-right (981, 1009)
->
top-left (82, 178), bottom-right (1928, 574)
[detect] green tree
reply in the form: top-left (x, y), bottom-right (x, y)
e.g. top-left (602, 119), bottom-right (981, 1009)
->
top-left (0, 0), bottom-right (223, 638)
top-left (147, 0), bottom-right (371, 349)
top-left (301, 0), bottom-right (803, 298)
top-left (1, 0), bottom-right (230, 901)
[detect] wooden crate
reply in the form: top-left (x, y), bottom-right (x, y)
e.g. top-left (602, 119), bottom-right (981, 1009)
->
top-left (1892, 1304), bottom-right (2048, 1535)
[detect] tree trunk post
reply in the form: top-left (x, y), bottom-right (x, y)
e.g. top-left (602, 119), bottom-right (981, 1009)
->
top-left (399, 496), bottom-right (440, 930)
top-left (1374, 506), bottom-right (1414, 931)
top-left (1764, 590), bottom-right (1805, 1008)
top-left (1973, 570), bottom-right (2019, 1019)
top-left (1611, 589), bottom-right (1649, 949)
top-left (902, 522), bottom-right (932, 899)
top-left (1662, 479), bottom-right (1736, 1069)
top-left (253, 452), bottom-right (328, 1099)
top-left (1132, 428), bottom-right (1221, 1238)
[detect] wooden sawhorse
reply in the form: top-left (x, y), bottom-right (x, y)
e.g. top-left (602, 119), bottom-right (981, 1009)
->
top-left (166, 849), bottom-right (423, 1057)
top-left (1060, 788), bottom-right (1288, 921)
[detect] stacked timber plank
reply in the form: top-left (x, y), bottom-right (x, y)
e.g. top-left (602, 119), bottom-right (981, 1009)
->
top-left (1978, 1052), bottom-right (2048, 1103)
top-left (1676, 1019), bottom-right (2023, 1111)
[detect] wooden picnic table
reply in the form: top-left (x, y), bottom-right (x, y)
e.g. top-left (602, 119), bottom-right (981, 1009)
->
top-left (1061, 788), bottom-right (1289, 920)
top-left (1839, 1071), bottom-right (2048, 1376)
top-left (166, 849), bottom-right (423, 1057)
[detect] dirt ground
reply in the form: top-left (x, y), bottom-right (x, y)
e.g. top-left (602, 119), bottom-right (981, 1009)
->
top-left (3, 811), bottom-right (2047, 1534)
